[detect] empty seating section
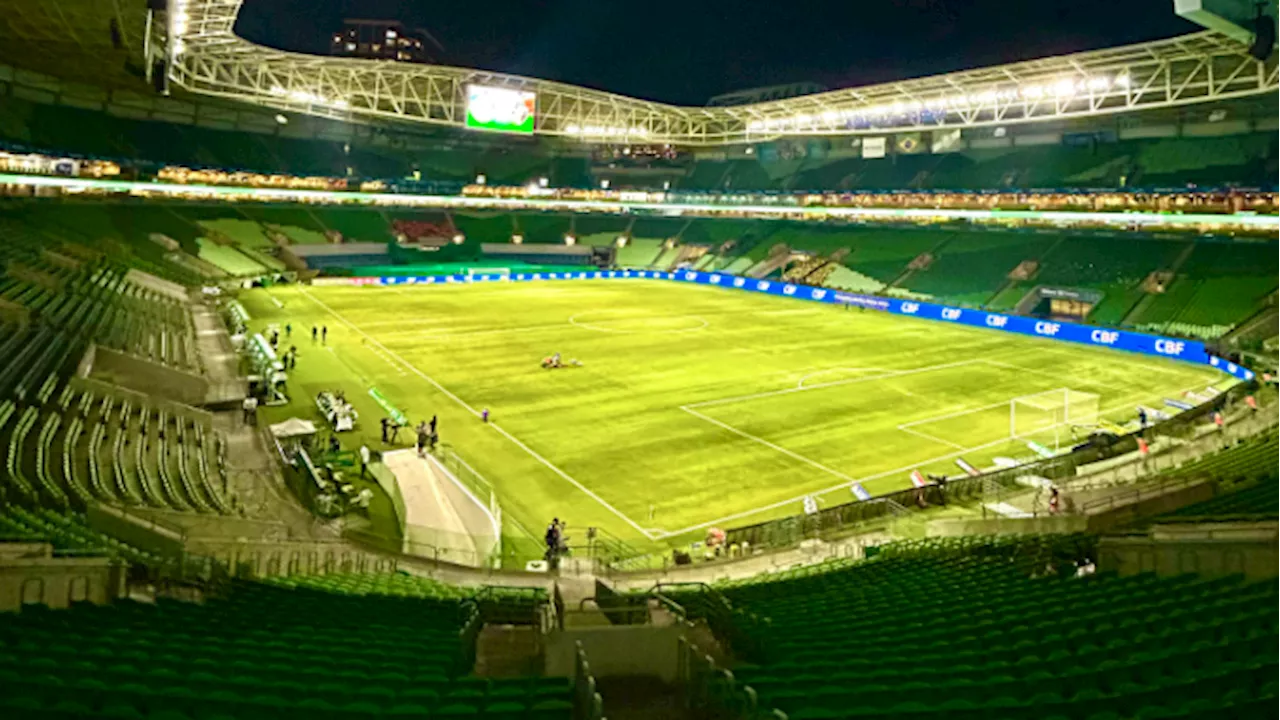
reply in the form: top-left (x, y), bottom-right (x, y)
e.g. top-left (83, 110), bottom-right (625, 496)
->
top-left (0, 506), bottom-right (157, 564)
top-left (513, 214), bottom-right (571, 244)
top-left (308, 209), bottom-right (392, 243)
top-left (0, 582), bottom-right (578, 719)
top-left (688, 536), bottom-right (1277, 720)
top-left (238, 207), bottom-right (330, 245)
top-left (839, 229), bottom-right (939, 284)
top-left (454, 213), bottom-right (516, 244)
top-left (1160, 480), bottom-right (1279, 521)
top-left (0, 579), bottom-right (573, 717)
top-left (1155, 430), bottom-right (1278, 486)
top-left (0, 208), bottom-right (232, 525)
top-left (1132, 241), bottom-right (1278, 335)
top-left (265, 572), bottom-right (474, 600)
top-left (897, 233), bottom-right (1052, 307)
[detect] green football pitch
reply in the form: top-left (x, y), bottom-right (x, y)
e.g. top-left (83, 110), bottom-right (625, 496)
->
top-left (241, 280), bottom-right (1226, 554)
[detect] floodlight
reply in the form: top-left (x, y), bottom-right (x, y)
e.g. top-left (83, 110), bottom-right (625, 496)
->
top-left (564, 235), bottom-right (576, 246)
top-left (274, 114), bottom-right (288, 125)
top-left (511, 234), bottom-right (523, 244)
top-left (452, 234), bottom-right (465, 244)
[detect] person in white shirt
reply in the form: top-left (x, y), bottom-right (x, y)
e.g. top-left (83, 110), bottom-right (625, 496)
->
top-left (360, 445), bottom-right (371, 477)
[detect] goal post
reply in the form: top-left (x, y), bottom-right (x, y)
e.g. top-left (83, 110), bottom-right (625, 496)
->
top-left (466, 267), bottom-right (511, 281)
top-left (1010, 388), bottom-right (1101, 448)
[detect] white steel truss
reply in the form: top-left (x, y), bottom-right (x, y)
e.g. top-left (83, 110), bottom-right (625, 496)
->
top-left (164, 0), bottom-right (1277, 146)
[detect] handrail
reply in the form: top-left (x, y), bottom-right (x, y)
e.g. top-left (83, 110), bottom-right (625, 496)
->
top-left (1078, 473), bottom-right (1207, 514)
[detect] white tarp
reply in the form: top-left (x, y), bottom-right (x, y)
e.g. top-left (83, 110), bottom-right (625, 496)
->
top-left (270, 417), bottom-right (318, 439)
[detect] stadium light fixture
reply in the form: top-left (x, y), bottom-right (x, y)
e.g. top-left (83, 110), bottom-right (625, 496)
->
top-left (564, 234), bottom-right (576, 246)
top-left (615, 236), bottom-right (628, 248)
top-left (475, 174), bottom-right (486, 185)
top-left (452, 234), bottom-right (465, 244)
top-left (538, 177), bottom-right (549, 188)
top-left (511, 234), bottom-right (523, 244)
top-left (274, 114), bottom-right (288, 125)
top-left (600, 180), bottom-right (610, 190)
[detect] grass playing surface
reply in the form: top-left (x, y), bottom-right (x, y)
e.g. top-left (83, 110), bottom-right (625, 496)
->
top-left (241, 279), bottom-right (1226, 555)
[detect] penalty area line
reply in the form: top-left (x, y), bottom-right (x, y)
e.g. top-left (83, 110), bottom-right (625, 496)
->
top-left (296, 287), bottom-right (659, 541)
top-left (657, 380), bottom-right (1199, 540)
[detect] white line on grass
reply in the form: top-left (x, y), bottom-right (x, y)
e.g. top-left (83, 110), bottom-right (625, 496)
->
top-left (679, 405), bottom-right (860, 484)
top-left (796, 367), bottom-right (892, 389)
top-left (659, 378), bottom-right (1211, 539)
top-left (897, 425), bottom-right (968, 450)
top-left (685, 359), bottom-right (984, 410)
top-left (297, 287), bottom-right (658, 540)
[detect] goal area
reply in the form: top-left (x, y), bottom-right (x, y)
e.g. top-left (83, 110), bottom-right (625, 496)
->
top-left (1010, 388), bottom-right (1101, 447)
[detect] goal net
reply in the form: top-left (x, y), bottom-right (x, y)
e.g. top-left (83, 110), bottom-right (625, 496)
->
top-left (1010, 388), bottom-right (1101, 445)
top-left (466, 267), bottom-right (511, 281)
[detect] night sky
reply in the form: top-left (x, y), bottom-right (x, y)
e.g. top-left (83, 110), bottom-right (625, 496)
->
top-left (236, 0), bottom-right (1199, 106)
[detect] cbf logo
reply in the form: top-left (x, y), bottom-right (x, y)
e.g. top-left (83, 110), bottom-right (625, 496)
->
top-left (901, 302), bottom-right (920, 315)
top-left (941, 308), bottom-right (962, 321)
top-left (684, 272), bottom-right (697, 281)
top-left (1035, 322), bottom-right (1061, 336)
top-left (710, 275), bottom-right (722, 284)
top-left (783, 284), bottom-right (797, 296)
top-left (986, 314), bottom-right (1008, 328)
top-left (733, 278), bottom-right (746, 288)
top-left (756, 281), bottom-right (770, 291)
top-left (1155, 339), bottom-right (1185, 356)
top-left (811, 289), bottom-right (827, 301)
top-left (1090, 330), bottom-right (1119, 345)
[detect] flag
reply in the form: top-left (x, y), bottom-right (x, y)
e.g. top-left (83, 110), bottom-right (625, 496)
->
top-left (851, 483), bottom-right (872, 501)
top-left (896, 132), bottom-right (925, 154)
top-left (932, 128), bottom-right (962, 153)
top-left (1138, 437), bottom-right (1149, 456)
top-left (1164, 399), bottom-right (1193, 411)
top-left (954, 458), bottom-right (980, 477)
top-left (910, 470), bottom-right (928, 488)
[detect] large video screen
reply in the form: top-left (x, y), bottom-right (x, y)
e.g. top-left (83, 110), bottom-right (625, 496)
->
top-left (465, 85), bottom-right (536, 134)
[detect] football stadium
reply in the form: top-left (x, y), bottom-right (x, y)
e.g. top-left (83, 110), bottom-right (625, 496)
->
top-left (0, 0), bottom-right (1278, 718)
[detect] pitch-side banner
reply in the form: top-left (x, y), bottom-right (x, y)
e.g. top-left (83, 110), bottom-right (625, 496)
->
top-left (371, 269), bottom-right (1254, 382)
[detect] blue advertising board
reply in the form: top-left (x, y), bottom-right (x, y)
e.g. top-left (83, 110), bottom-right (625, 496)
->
top-left (374, 268), bottom-right (1254, 383)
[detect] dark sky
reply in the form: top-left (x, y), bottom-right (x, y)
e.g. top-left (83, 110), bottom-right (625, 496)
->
top-left (236, 0), bottom-right (1199, 106)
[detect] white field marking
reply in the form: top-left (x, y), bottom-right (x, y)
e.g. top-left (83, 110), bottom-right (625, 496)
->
top-left (796, 367), bottom-right (893, 389)
top-left (897, 397), bottom-right (1017, 429)
top-left (568, 312), bottom-right (710, 334)
top-left (897, 425), bottom-right (968, 450)
top-left (657, 379), bottom-right (1211, 539)
top-left (297, 286), bottom-right (658, 540)
top-left (685, 359), bottom-right (985, 410)
top-left (679, 405), bottom-right (860, 484)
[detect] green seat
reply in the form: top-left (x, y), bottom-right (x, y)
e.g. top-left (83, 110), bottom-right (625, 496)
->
top-left (483, 700), bottom-right (526, 719)
top-left (528, 698), bottom-right (573, 720)
top-left (436, 702), bottom-right (481, 717)
top-left (386, 703), bottom-right (431, 718)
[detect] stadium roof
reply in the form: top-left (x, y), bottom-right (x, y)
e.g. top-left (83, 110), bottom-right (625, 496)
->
top-left (1, 0), bottom-right (1276, 146)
